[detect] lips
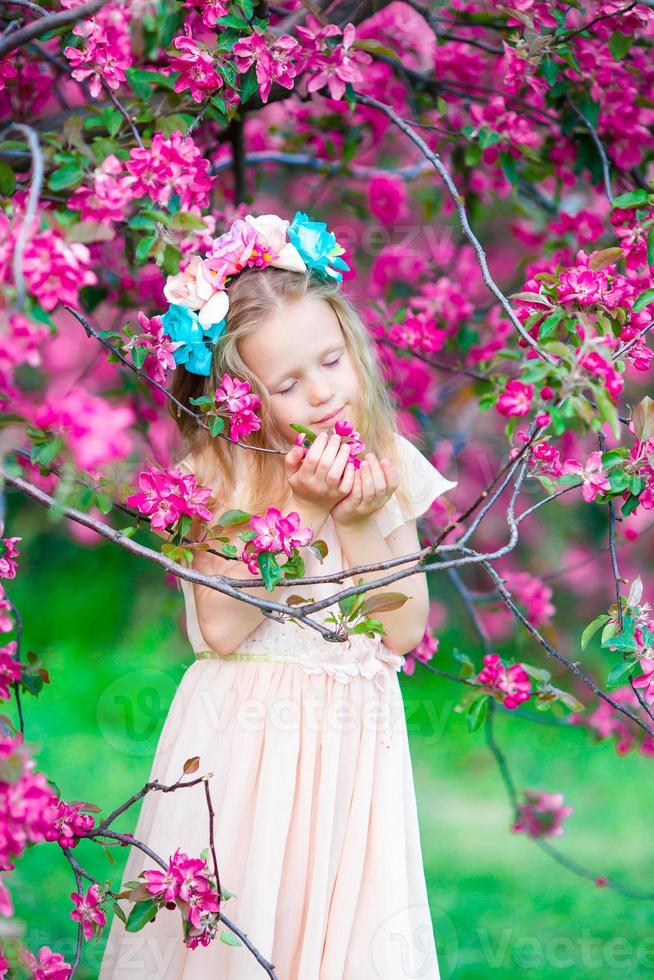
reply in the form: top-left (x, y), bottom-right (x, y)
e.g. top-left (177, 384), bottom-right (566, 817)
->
top-left (314, 404), bottom-right (345, 425)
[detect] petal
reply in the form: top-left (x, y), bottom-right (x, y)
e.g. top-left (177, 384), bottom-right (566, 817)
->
top-left (198, 290), bottom-right (229, 328)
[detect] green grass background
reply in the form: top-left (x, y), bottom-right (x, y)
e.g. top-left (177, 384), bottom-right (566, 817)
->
top-left (6, 510), bottom-right (654, 978)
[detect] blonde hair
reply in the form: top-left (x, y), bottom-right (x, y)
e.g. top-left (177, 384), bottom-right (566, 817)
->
top-left (168, 266), bottom-right (409, 527)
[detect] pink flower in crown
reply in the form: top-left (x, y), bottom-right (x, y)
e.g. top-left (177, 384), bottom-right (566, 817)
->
top-left (0, 641), bottom-right (21, 700)
top-left (560, 451), bottom-right (611, 503)
top-left (70, 883), bottom-right (107, 942)
top-left (204, 218), bottom-right (260, 280)
top-left (496, 379), bottom-right (533, 418)
top-left (513, 790), bottom-right (573, 838)
top-left (244, 214), bottom-right (306, 273)
top-left (163, 255), bottom-right (229, 329)
top-left (0, 537), bottom-right (21, 579)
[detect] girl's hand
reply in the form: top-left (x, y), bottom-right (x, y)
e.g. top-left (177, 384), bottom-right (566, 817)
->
top-left (284, 430), bottom-right (355, 515)
top-left (331, 453), bottom-right (400, 528)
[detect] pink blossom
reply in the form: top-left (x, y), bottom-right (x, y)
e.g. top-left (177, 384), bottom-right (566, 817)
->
top-left (22, 230), bottom-right (97, 312)
top-left (127, 131), bottom-right (214, 211)
top-left (507, 571), bottom-right (555, 628)
top-left (0, 642), bottom-right (21, 699)
top-left (183, 0), bottom-right (229, 27)
top-left (334, 419), bottom-right (365, 467)
top-left (232, 33), bottom-right (301, 104)
top-left (19, 945), bottom-right (72, 980)
top-left (204, 218), bottom-right (260, 282)
top-left (367, 172), bottom-right (409, 224)
top-left (42, 800), bottom-right (95, 849)
top-left (68, 154), bottom-right (134, 226)
top-left (124, 311), bottom-right (182, 384)
top-left (303, 23), bottom-right (371, 101)
top-left (496, 379), bottom-right (533, 418)
top-left (531, 441), bottom-right (563, 478)
top-left (633, 656), bottom-right (654, 705)
top-left (169, 32), bottom-right (224, 103)
top-left (126, 467), bottom-right (214, 531)
top-left (0, 537), bottom-right (20, 579)
top-left (476, 653), bottom-right (532, 709)
top-left (388, 314), bottom-right (447, 355)
top-left (0, 731), bottom-right (60, 869)
top-left (512, 789), bottom-right (573, 838)
top-left (556, 249), bottom-right (624, 307)
top-left (214, 374), bottom-right (262, 441)
top-left (144, 848), bottom-right (220, 927)
top-left (578, 349), bottom-right (624, 401)
top-left (561, 451), bottom-right (611, 503)
top-left (70, 883), bottom-right (107, 941)
top-left (243, 507), bottom-right (313, 574)
top-left (34, 388), bottom-right (135, 471)
top-left (403, 630), bottom-right (438, 676)
top-left (550, 210), bottom-right (605, 245)
top-left (64, 4), bottom-right (133, 99)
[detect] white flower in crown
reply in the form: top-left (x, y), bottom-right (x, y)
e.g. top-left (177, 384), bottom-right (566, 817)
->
top-left (163, 255), bottom-right (228, 329)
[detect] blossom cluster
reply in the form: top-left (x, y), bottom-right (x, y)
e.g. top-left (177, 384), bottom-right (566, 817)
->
top-left (143, 847), bottom-right (220, 947)
top-left (126, 466), bottom-right (214, 532)
top-left (214, 373), bottom-right (262, 441)
top-left (475, 653), bottom-right (532, 710)
top-left (242, 506), bottom-right (313, 576)
top-left (512, 789), bottom-right (574, 838)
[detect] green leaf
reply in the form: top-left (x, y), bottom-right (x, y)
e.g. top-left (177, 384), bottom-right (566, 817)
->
top-left (606, 658), bottom-right (637, 688)
top-left (209, 415), bottom-right (225, 436)
top-left (131, 345), bottom-right (149, 369)
top-left (238, 64), bottom-right (259, 104)
top-left (220, 929), bottom-right (242, 946)
top-left (602, 628), bottom-right (639, 653)
top-left (189, 395), bottom-right (215, 407)
top-left (608, 31), bottom-right (632, 60)
top-left (102, 107), bottom-right (123, 137)
top-left (466, 695), bottom-right (489, 733)
top-left (622, 494), bottom-right (640, 518)
top-left (612, 189), bottom-right (650, 209)
top-left (647, 227), bottom-right (654, 268)
top-left (633, 288), bottom-right (654, 313)
top-left (48, 163), bottom-right (84, 191)
top-left (216, 13), bottom-right (251, 28)
top-left (170, 212), bottom-right (208, 231)
top-left (125, 900), bottom-right (158, 932)
top-left (541, 58), bottom-right (558, 84)
top-left (135, 235), bottom-right (157, 264)
top-left (499, 151), bottom-right (518, 186)
top-left (258, 551), bottom-right (283, 591)
top-left (217, 509), bottom-right (251, 525)
top-left (0, 160), bottom-right (16, 196)
top-left (593, 384), bottom-right (620, 440)
top-left (581, 613), bottom-right (610, 650)
top-left (538, 310), bottom-right (564, 340)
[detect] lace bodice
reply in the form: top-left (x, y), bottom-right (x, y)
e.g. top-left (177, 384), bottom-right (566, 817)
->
top-left (176, 433), bottom-right (457, 687)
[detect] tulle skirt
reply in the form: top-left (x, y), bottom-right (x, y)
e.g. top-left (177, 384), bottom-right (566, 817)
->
top-left (99, 653), bottom-right (441, 980)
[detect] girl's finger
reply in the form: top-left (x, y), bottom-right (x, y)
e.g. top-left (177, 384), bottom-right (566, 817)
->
top-left (381, 458), bottom-right (400, 492)
top-left (360, 459), bottom-right (375, 502)
top-left (327, 441), bottom-right (352, 483)
top-left (315, 432), bottom-right (342, 474)
top-left (338, 460), bottom-right (356, 494)
top-left (302, 430), bottom-right (329, 473)
top-left (366, 454), bottom-right (386, 495)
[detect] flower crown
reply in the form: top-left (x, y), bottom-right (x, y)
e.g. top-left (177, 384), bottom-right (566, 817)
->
top-left (161, 211), bottom-right (350, 377)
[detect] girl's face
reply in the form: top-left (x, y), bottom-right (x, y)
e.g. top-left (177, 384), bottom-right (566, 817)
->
top-left (239, 293), bottom-right (362, 445)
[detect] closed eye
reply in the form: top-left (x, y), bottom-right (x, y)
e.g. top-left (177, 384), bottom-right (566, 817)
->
top-left (324, 356), bottom-right (341, 367)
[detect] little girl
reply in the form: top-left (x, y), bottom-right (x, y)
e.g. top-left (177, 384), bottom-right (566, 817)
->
top-left (100, 212), bottom-right (456, 979)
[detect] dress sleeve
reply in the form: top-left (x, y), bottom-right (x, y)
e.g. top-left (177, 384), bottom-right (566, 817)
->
top-left (373, 432), bottom-right (457, 538)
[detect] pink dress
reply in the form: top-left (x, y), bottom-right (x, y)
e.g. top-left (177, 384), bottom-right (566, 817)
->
top-left (99, 433), bottom-right (456, 980)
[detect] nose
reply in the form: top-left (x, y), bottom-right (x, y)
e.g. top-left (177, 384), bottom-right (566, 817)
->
top-left (308, 375), bottom-right (334, 405)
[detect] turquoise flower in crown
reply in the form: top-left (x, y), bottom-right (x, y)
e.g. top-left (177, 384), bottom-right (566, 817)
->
top-left (287, 211), bottom-right (350, 282)
top-left (162, 304), bottom-right (226, 377)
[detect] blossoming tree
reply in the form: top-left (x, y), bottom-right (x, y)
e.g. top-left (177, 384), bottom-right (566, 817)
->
top-left (1, 0), bottom-right (654, 973)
